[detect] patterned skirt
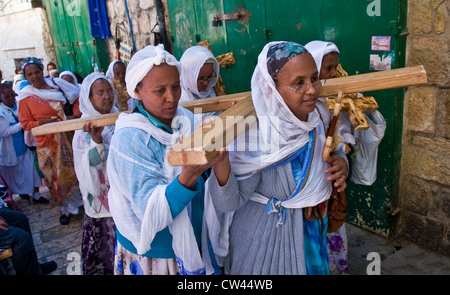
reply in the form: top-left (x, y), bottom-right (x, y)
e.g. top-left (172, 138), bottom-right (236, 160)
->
top-left (327, 224), bottom-right (350, 275)
top-left (114, 240), bottom-right (179, 275)
top-left (36, 132), bottom-right (79, 203)
top-left (81, 215), bottom-right (116, 275)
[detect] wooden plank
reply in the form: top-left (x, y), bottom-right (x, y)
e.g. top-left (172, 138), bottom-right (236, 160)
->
top-left (319, 65), bottom-right (426, 97)
top-left (31, 66), bottom-right (426, 137)
top-left (167, 93), bottom-right (254, 166)
top-left (179, 91), bottom-right (251, 113)
top-left (30, 92), bottom-right (247, 136)
top-left (31, 111), bottom-right (132, 136)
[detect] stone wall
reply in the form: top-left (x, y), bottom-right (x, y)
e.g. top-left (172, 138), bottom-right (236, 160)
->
top-left (104, 0), bottom-right (162, 63)
top-left (397, 0), bottom-right (450, 257)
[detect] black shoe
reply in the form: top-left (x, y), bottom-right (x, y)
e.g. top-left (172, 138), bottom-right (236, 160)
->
top-left (33, 197), bottom-right (50, 204)
top-left (19, 194), bottom-right (30, 200)
top-left (40, 261), bottom-right (57, 275)
top-left (59, 214), bottom-right (70, 225)
top-left (33, 197), bottom-right (49, 204)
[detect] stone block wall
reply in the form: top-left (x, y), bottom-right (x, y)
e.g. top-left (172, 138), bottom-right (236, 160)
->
top-left (104, 0), bottom-right (160, 63)
top-left (397, 0), bottom-right (450, 257)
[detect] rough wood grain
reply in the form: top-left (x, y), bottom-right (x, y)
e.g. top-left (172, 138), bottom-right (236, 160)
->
top-left (31, 66), bottom-right (426, 139)
top-left (167, 93), bottom-right (254, 166)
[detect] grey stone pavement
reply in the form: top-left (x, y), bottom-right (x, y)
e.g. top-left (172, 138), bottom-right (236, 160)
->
top-left (8, 186), bottom-right (450, 275)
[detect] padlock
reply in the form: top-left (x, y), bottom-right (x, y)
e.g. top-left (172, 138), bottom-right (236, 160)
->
top-left (211, 16), bottom-right (219, 27)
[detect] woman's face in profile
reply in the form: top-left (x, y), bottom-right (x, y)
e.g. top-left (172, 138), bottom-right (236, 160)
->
top-left (135, 63), bottom-right (181, 127)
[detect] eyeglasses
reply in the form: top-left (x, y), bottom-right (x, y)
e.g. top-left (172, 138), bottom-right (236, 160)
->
top-left (197, 72), bottom-right (217, 84)
top-left (93, 90), bottom-right (114, 98)
top-left (276, 78), bottom-right (325, 94)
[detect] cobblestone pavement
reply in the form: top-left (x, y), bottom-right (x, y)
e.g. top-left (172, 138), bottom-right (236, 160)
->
top-left (12, 187), bottom-right (83, 275)
top-left (9, 186), bottom-right (450, 276)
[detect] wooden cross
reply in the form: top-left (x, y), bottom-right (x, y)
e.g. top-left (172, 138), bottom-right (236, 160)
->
top-left (166, 65), bottom-right (427, 166)
top-left (197, 40), bottom-right (236, 96)
top-left (31, 65), bottom-right (427, 165)
top-left (323, 64), bottom-right (378, 131)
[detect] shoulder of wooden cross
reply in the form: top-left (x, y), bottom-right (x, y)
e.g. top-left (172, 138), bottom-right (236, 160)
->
top-left (198, 40), bottom-right (236, 67)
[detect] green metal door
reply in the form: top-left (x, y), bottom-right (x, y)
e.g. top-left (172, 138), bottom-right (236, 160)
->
top-left (43, 0), bottom-right (109, 77)
top-left (167, 0), bottom-right (407, 236)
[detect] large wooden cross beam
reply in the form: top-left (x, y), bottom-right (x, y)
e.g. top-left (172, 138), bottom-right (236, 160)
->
top-left (166, 65), bottom-right (427, 166)
top-left (31, 66), bottom-right (427, 157)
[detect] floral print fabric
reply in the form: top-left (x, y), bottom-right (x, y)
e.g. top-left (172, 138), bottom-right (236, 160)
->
top-left (81, 215), bottom-right (116, 275)
top-left (114, 239), bottom-right (179, 275)
top-left (327, 225), bottom-right (350, 275)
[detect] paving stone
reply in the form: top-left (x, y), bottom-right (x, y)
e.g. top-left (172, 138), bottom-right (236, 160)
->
top-left (8, 187), bottom-right (450, 276)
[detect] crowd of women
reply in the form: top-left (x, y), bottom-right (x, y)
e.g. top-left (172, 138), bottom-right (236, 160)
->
top-left (0, 40), bottom-right (359, 275)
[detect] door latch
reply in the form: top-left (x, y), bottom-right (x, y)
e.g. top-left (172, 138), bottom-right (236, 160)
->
top-left (212, 9), bottom-right (248, 27)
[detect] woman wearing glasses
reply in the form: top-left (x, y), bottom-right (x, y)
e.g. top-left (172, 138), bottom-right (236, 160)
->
top-left (179, 46), bottom-right (220, 120)
top-left (206, 41), bottom-right (348, 275)
top-left (73, 73), bottom-right (118, 274)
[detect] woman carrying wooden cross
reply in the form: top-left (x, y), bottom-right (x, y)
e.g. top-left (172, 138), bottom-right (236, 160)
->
top-left (207, 41), bottom-right (348, 275)
top-left (106, 45), bottom-right (227, 275)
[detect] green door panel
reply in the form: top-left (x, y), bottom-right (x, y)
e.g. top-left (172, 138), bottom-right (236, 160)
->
top-left (166, 0), bottom-right (407, 236)
top-left (43, 0), bottom-right (109, 78)
top-left (222, 0), bottom-right (267, 93)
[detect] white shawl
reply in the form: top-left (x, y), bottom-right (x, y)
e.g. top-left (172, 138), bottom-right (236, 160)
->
top-left (108, 108), bottom-right (213, 274)
top-left (105, 60), bottom-right (122, 80)
top-left (179, 46), bottom-right (219, 102)
top-left (17, 77), bottom-right (79, 104)
top-left (230, 41), bottom-right (322, 176)
top-left (72, 73), bottom-right (118, 218)
top-left (59, 71), bottom-right (82, 90)
top-left (109, 45), bottom-right (214, 274)
top-left (305, 40), bottom-right (355, 148)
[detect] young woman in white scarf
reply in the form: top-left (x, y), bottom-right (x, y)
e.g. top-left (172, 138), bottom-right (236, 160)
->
top-left (73, 73), bottom-right (118, 275)
top-left (17, 57), bottom-right (83, 225)
top-left (0, 84), bottom-right (43, 202)
top-left (105, 60), bottom-right (132, 112)
top-left (179, 46), bottom-right (221, 120)
top-left (206, 41), bottom-right (349, 275)
top-left (106, 45), bottom-right (228, 275)
top-left (305, 40), bottom-right (353, 275)
top-left (59, 71), bottom-right (82, 90)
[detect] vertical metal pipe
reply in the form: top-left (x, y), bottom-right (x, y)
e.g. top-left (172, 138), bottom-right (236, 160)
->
top-left (123, 0), bottom-right (136, 53)
top-left (154, 0), bottom-right (171, 52)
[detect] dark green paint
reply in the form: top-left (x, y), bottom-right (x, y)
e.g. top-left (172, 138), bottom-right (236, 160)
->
top-left (166, 0), bottom-right (408, 236)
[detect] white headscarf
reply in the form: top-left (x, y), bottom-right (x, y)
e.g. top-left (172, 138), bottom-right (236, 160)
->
top-left (109, 46), bottom-right (213, 274)
top-left (229, 41), bottom-right (322, 176)
top-left (304, 41), bottom-right (340, 76)
top-left (179, 46), bottom-right (219, 102)
top-left (305, 41), bottom-right (355, 147)
top-left (125, 45), bottom-right (181, 98)
top-left (105, 60), bottom-right (122, 80)
top-left (59, 71), bottom-right (81, 90)
top-left (78, 72), bottom-right (118, 117)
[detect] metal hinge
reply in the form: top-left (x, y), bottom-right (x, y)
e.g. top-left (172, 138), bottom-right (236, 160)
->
top-left (212, 9), bottom-right (249, 27)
